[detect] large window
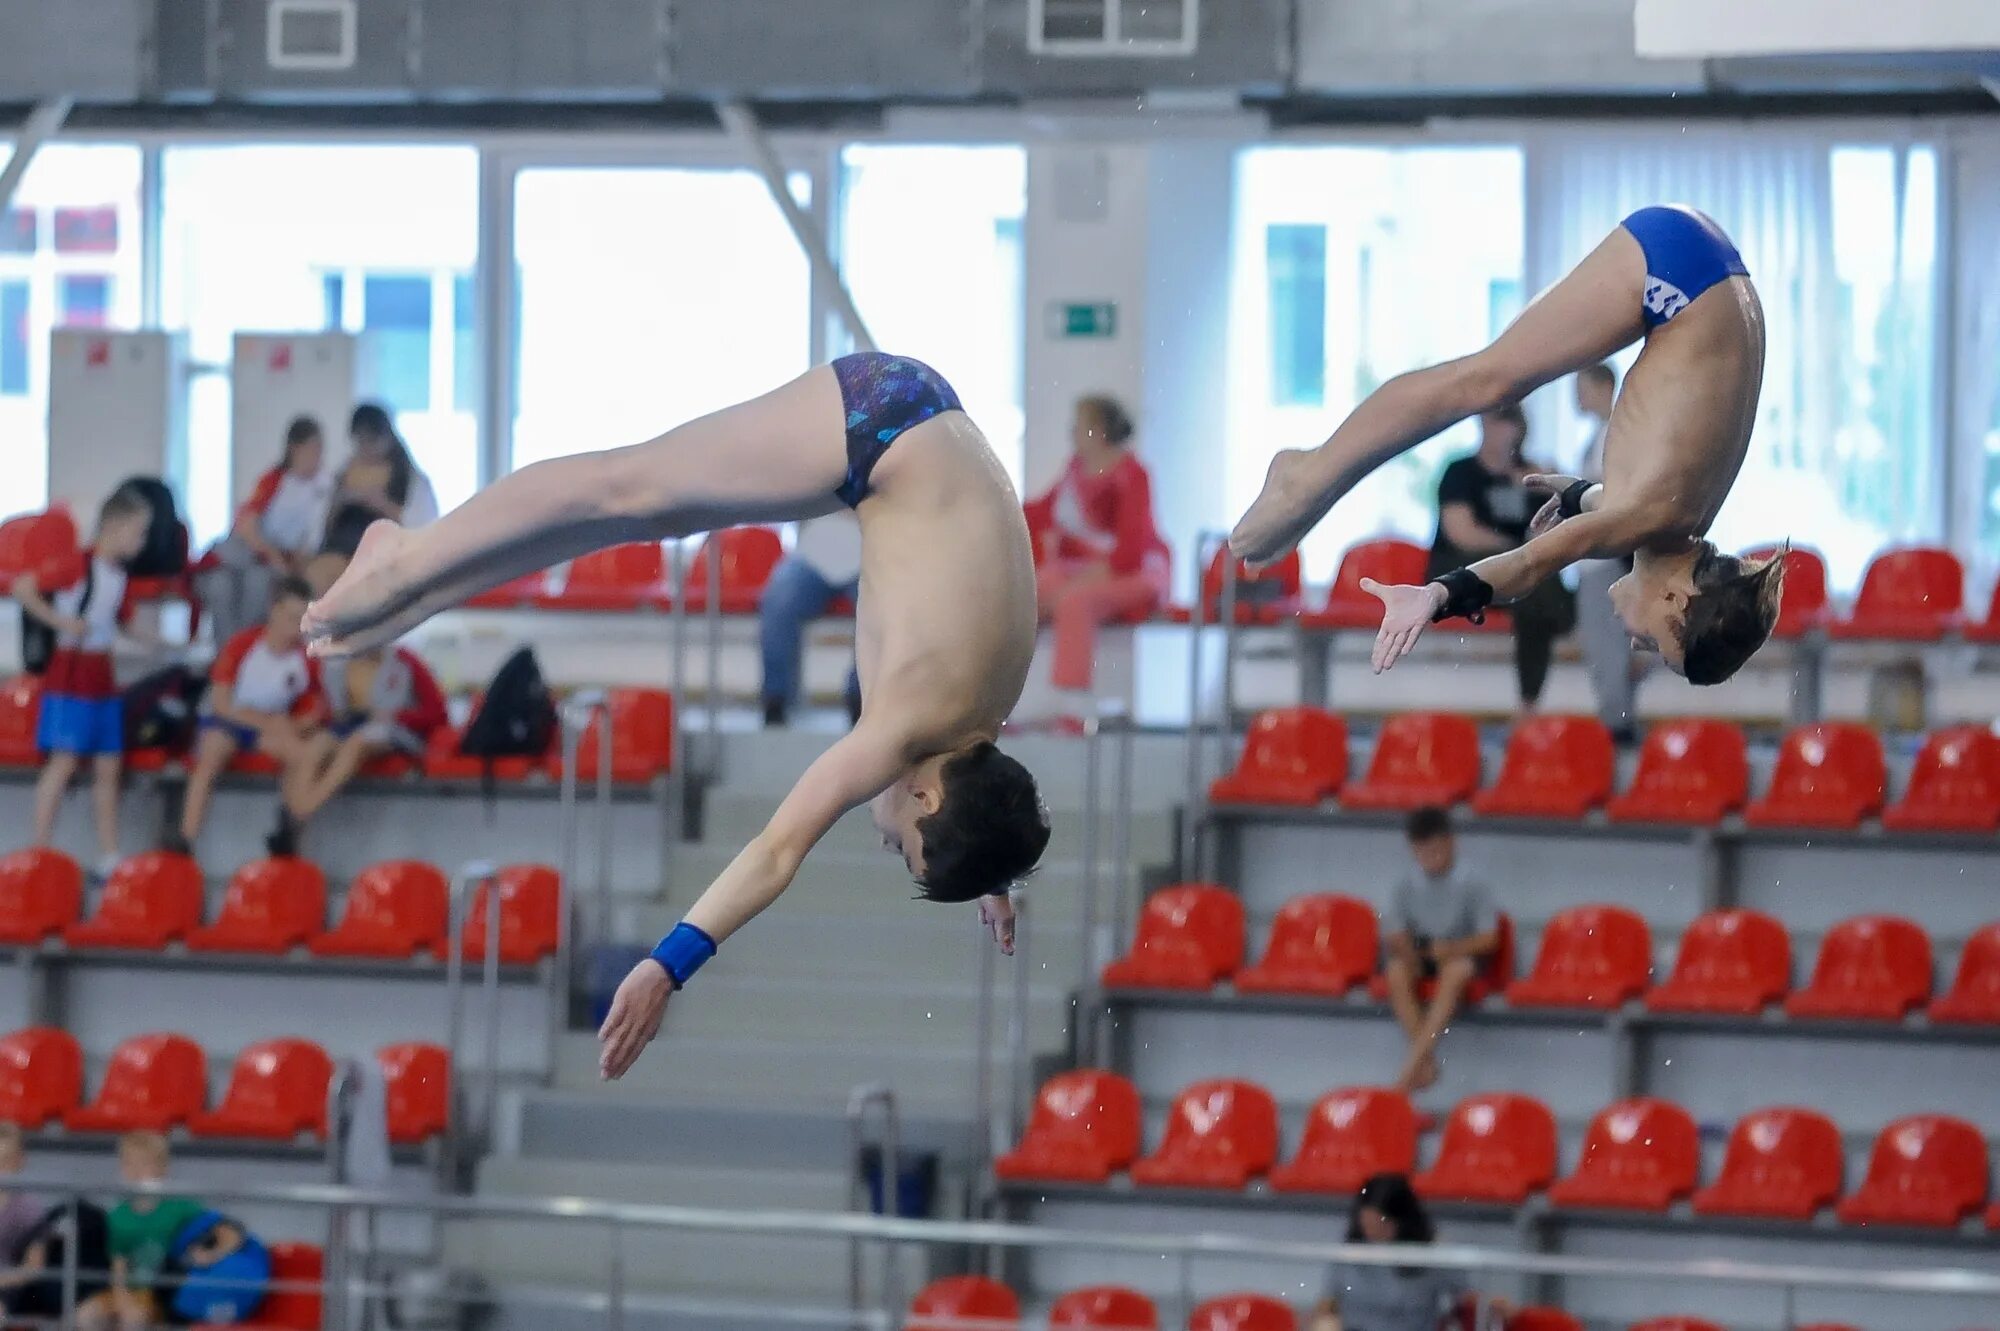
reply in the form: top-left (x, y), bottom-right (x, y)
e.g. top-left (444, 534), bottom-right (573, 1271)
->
top-left (1229, 146), bottom-right (1526, 578)
top-left (836, 145), bottom-right (1027, 489)
top-left (161, 145), bottom-right (480, 546)
top-left (509, 166), bottom-right (811, 470)
top-left (0, 144), bottom-right (143, 519)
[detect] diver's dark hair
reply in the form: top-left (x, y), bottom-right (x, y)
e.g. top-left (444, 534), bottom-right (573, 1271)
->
top-left (1404, 806), bottom-right (1451, 844)
top-left (914, 742), bottom-right (1050, 904)
top-left (1679, 542), bottom-right (1788, 686)
top-left (1347, 1173), bottom-right (1436, 1245)
top-left (271, 574), bottom-right (313, 606)
top-left (1078, 394), bottom-right (1135, 447)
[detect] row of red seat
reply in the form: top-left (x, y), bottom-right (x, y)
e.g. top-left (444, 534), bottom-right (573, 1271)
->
top-left (0, 1027), bottom-right (448, 1144)
top-left (998, 1072), bottom-right (1999, 1229)
top-left (1213, 708), bottom-right (2000, 831)
top-left (1106, 885), bottom-right (2000, 1024)
top-left (0, 848), bottom-right (559, 962)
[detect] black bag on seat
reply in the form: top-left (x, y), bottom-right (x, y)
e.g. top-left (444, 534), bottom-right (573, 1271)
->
top-left (116, 477), bottom-right (190, 580)
top-left (459, 648), bottom-right (557, 792)
top-left (19, 559), bottom-right (92, 676)
top-left (123, 664), bottom-right (209, 754)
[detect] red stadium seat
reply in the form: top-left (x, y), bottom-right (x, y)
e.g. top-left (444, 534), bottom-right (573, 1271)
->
top-left (534, 542), bottom-right (670, 611)
top-left (995, 1070), bottom-right (1143, 1183)
top-left (1691, 1106), bottom-right (1844, 1221)
top-left (681, 527), bottom-right (785, 614)
top-left (1269, 1087), bottom-right (1417, 1194)
top-left (908, 1276), bottom-right (1019, 1331)
top-left (1606, 720), bottom-right (1749, 825)
top-left (0, 846), bottom-right (84, 943)
top-left (1829, 547), bottom-right (1965, 640)
top-left (1166, 550), bottom-right (1303, 625)
top-left (1836, 1114), bottom-right (1990, 1228)
top-left (1209, 708), bottom-right (1347, 806)
top-left (1644, 910), bottom-right (1792, 1016)
top-left (1472, 716), bottom-right (1615, 818)
top-left (1049, 1286), bottom-right (1158, 1329)
top-left (311, 861), bottom-right (451, 959)
top-left (1784, 916), bottom-right (1932, 1021)
top-left (1930, 922), bottom-right (2000, 1025)
top-left (1187, 1294), bottom-right (1296, 1331)
top-left (548, 688), bottom-right (674, 782)
top-left (186, 858), bottom-right (327, 954)
top-left (1628, 1321), bottom-right (1725, 1331)
top-left (63, 851), bottom-right (204, 949)
top-left (240, 1241), bottom-right (325, 1330)
top-left (1967, 575), bottom-right (2000, 644)
top-left (0, 675), bottom-right (42, 766)
top-left (459, 864), bottom-right (562, 964)
top-left (1881, 726), bottom-right (2000, 833)
top-left (1303, 539), bottom-right (1429, 629)
top-left (189, 1038), bottom-right (334, 1140)
top-left (422, 721), bottom-right (541, 782)
top-left (1342, 712), bottom-right (1482, 810)
top-left (1505, 906), bottom-right (1652, 1010)
top-left (1368, 913), bottom-right (1515, 1005)
top-left (1744, 545), bottom-right (1828, 639)
top-left (1235, 895), bottom-right (1378, 998)
top-left (0, 507), bottom-right (79, 581)
top-left (1413, 1092), bottom-right (1558, 1203)
top-left (0, 1027), bottom-right (84, 1128)
top-left (377, 1043), bottom-right (450, 1143)
top-left (1742, 723), bottom-right (1886, 829)
top-left (1505, 1312), bottom-right (1583, 1331)
top-left (1101, 884), bottom-right (1244, 991)
top-left (1548, 1097), bottom-right (1699, 1211)
top-left (1130, 1079), bottom-right (1280, 1189)
top-left (65, 1032), bottom-right (208, 1131)
top-left (463, 572), bottom-right (548, 609)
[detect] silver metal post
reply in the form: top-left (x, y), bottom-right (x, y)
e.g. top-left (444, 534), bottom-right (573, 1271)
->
top-left (0, 99), bottom-right (75, 218)
top-left (705, 535), bottom-right (723, 777)
top-left (60, 1186), bottom-right (78, 1331)
top-left (554, 698), bottom-right (591, 1081)
top-left (1781, 1281), bottom-right (1796, 1331)
top-left (443, 869), bottom-right (469, 1178)
top-left (669, 541), bottom-right (689, 846)
top-left (1007, 895), bottom-right (1031, 1143)
top-left (1079, 712), bottom-right (1102, 996)
top-left (482, 863), bottom-right (504, 1137)
top-left (845, 1085), bottom-right (903, 1324)
top-left (1175, 1246), bottom-right (1195, 1331)
top-left (970, 924), bottom-right (997, 1188)
top-left (1110, 712), bottom-right (1136, 954)
top-left (1179, 536), bottom-right (1214, 877)
top-left (607, 1217), bottom-right (627, 1331)
top-left (596, 702), bottom-right (614, 945)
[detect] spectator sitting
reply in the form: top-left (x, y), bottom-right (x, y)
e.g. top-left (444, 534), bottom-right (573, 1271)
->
top-left (320, 403), bottom-right (439, 559)
top-left (759, 513), bottom-right (863, 728)
top-left (269, 642), bottom-right (448, 856)
top-left (0, 1122), bottom-right (48, 1316)
top-left (12, 486), bottom-right (157, 877)
top-left (166, 577), bottom-right (321, 857)
top-left (196, 415), bottom-right (332, 647)
top-left (80, 1131), bottom-right (209, 1331)
top-left (1310, 1173), bottom-right (1510, 1331)
top-left (1021, 395), bottom-right (1170, 725)
top-left (1384, 808), bottom-right (1501, 1093)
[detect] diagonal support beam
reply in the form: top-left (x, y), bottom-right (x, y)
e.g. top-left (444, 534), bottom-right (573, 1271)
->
top-left (717, 99), bottom-right (877, 354)
top-left (0, 98), bottom-right (76, 219)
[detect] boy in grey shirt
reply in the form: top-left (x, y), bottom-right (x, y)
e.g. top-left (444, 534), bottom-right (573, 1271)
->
top-left (1385, 808), bottom-right (1501, 1092)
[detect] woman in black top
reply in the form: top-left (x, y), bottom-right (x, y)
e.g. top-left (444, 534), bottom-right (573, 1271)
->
top-left (1428, 405), bottom-right (1574, 707)
top-left (321, 404), bottom-right (439, 558)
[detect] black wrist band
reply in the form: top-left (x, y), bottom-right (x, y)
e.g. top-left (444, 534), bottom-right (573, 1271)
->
top-left (1557, 479), bottom-right (1594, 519)
top-left (1430, 567), bottom-right (1494, 624)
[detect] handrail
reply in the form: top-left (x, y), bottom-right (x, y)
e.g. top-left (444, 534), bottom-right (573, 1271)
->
top-left (443, 859), bottom-right (505, 1174)
top-left (846, 1084), bottom-right (904, 1317)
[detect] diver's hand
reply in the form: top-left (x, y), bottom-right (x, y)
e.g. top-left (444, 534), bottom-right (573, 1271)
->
top-left (980, 893), bottom-right (1016, 956)
top-left (1524, 473), bottom-right (1588, 538)
top-left (597, 959), bottom-right (672, 1079)
top-left (1362, 578), bottom-right (1445, 674)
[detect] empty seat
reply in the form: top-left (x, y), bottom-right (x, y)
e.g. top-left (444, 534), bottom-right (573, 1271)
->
top-left (1049, 1286), bottom-right (1159, 1329)
top-left (1269, 1087), bottom-right (1417, 1194)
top-left (1209, 708), bottom-right (1347, 806)
top-left (1829, 547), bottom-right (1964, 639)
top-left (908, 1275), bottom-right (1019, 1331)
top-left (246, 1241), bottom-right (325, 1330)
top-left (681, 526), bottom-right (785, 614)
top-left (189, 1038), bottom-right (334, 1140)
top-left (1745, 544), bottom-right (1828, 639)
top-left (1644, 910), bottom-right (1792, 1016)
top-left (377, 1043), bottom-right (451, 1144)
top-left (1342, 712), bottom-right (1482, 810)
top-left (0, 846), bottom-right (84, 943)
top-left (1628, 1321), bottom-right (1725, 1331)
top-left (1167, 550), bottom-right (1303, 625)
top-left (0, 507), bottom-right (78, 580)
top-left (1692, 1106), bottom-right (1844, 1221)
top-left (422, 718), bottom-right (542, 782)
top-left (0, 675), bottom-right (43, 767)
top-left (1836, 1114), bottom-right (1989, 1228)
top-left (1187, 1294), bottom-right (1296, 1331)
top-left (63, 851), bottom-right (205, 949)
top-left (1929, 922), bottom-right (2000, 1025)
top-left (1101, 884), bottom-right (1244, 991)
top-left (1967, 575), bottom-right (2000, 644)
top-left (1413, 1092), bottom-right (1558, 1203)
top-left (1742, 723), bottom-right (1886, 829)
top-left (310, 861), bottom-right (451, 959)
top-left (1881, 725), bottom-right (2000, 833)
top-left (1784, 916), bottom-right (1932, 1021)
top-left (1548, 1097), bottom-right (1700, 1212)
top-left (1367, 913), bottom-right (1516, 1006)
top-left (1506, 906), bottom-right (1652, 1010)
top-left (535, 542), bottom-right (670, 611)
top-left (65, 1032), bottom-right (208, 1131)
top-left (1130, 1079), bottom-right (1280, 1189)
top-left (995, 1070), bottom-right (1143, 1183)
top-left (1505, 1312), bottom-right (1584, 1331)
top-left (462, 571), bottom-right (547, 609)
top-left (1472, 716), bottom-right (1615, 818)
top-left (459, 864), bottom-right (562, 964)
top-left (549, 687), bottom-right (674, 782)
top-left (1235, 895), bottom-right (1378, 998)
top-left (186, 858), bottom-right (328, 954)
top-left (1304, 539), bottom-right (1430, 629)
top-left (1606, 720), bottom-right (1749, 825)
top-left (0, 1027), bottom-right (84, 1127)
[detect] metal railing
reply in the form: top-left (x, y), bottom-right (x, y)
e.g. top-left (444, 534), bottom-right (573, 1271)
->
top-left (846, 1084), bottom-right (905, 1318)
top-left (441, 861), bottom-right (507, 1175)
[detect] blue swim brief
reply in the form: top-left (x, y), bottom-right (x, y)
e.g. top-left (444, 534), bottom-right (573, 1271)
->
top-left (830, 353), bottom-right (963, 507)
top-left (1621, 205), bottom-right (1749, 328)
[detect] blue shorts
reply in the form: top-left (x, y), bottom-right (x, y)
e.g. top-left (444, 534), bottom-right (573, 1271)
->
top-left (37, 693), bottom-right (125, 757)
top-left (1622, 205), bottom-right (1749, 328)
top-left (830, 353), bottom-right (963, 507)
top-left (199, 715), bottom-right (261, 752)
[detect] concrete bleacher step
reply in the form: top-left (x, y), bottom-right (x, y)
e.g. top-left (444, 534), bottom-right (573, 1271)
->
top-left (666, 971), bottom-right (1072, 1047)
top-left (699, 790), bottom-right (1177, 865)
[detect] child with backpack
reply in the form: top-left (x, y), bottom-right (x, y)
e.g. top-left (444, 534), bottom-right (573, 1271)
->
top-left (9, 487), bottom-right (157, 876)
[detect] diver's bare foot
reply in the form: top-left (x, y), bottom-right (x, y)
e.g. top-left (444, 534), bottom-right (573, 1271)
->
top-left (1229, 448), bottom-right (1331, 571)
top-left (302, 520), bottom-right (414, 656)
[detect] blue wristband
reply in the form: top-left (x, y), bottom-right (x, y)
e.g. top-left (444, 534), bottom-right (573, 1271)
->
top-left (650, 922), bottom-right (717, 989)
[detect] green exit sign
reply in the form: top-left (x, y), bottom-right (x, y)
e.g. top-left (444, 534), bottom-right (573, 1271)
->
top-left (1048, 301), bottom-right (1117, 338)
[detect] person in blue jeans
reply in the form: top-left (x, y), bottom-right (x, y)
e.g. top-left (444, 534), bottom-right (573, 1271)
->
top-left (760, 513), bottom-right (862, 727)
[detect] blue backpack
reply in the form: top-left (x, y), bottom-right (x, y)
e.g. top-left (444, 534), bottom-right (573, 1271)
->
top-left (164, 1209), bottom-right (272, 1324)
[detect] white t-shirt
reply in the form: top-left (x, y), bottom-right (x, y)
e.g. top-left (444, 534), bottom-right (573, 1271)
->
top-left (402, 468), bottom-right (440, 528)
top-left (241, 466), bottom-right (334, 556)
top-left (210, 627), bottom-right (318, 716)
top-left (50, 556), bottom-right (130, 652)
